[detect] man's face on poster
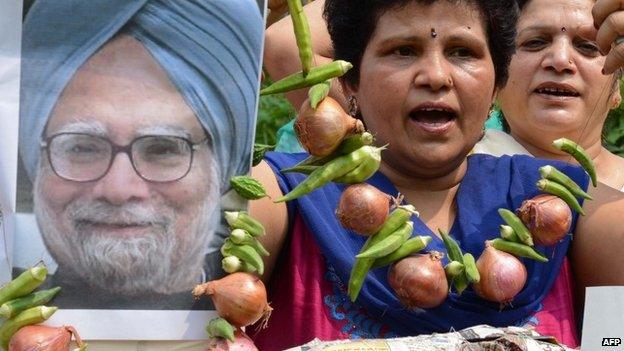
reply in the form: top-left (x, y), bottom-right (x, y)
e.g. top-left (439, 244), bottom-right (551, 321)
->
top-left (32, 36), bottom-right (220, 296)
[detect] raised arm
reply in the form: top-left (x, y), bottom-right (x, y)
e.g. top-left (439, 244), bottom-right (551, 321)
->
top-left (250, 160), bottom-right (289, 283)
top-left (263, 0), bottom-right (347, 109)
top-left (571, 183), bottom-right (624, 305)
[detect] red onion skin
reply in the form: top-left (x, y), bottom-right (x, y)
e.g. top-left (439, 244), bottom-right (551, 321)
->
top-left (9, 325), bottom-right (71, 351)
top-left (518, 194), bottom-right (572, 246)
top-left (206, 329), bottom-right (258, 351)
top-left (295, 97), bottom-right (363, 157)
top-left (335, 184), bottom-right (391, 236)
top-left (388, 251), bottom-right (448, 309)
top-left (193, 273), bottom-right (272, 328)
top-left (473, 243), bottom-right (527, 304)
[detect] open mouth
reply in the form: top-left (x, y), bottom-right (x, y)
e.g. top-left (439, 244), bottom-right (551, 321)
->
top-left (534, 85), bottom-right (580, 98)
top-left (409, 106), bottom-right (457, 134)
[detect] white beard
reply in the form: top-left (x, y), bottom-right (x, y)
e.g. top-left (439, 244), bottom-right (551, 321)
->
top-left (33, 161), bottom-right (221, 296)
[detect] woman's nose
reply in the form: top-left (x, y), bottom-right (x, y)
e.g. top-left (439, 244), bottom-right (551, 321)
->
top-left (91, 153), bottom-right (151, 205)
top-left (542, 38), bottom-right (576, 74)
top-left (413, 51), bottom-right (453, 92)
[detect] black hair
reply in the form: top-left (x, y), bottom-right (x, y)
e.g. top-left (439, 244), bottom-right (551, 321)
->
top-left (324, 0), bottom-right (519, 88)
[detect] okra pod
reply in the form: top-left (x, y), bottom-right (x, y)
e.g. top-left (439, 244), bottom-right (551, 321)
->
top-left (230, 229), bottom-right (270, 256)
top-left (280, 165), bottom-right (319, 174)
top-left (286, 132), bottom-right (375, 170)
top-left (348, 205), bottom-right (418, 301)
top-left (221, 256), bottom-right (243, 274)
top-left (0, 287), bottom-right (61, 319)
top-left (499, 225), bottom-right (521, 243)
top-left (309, 80), bottom-right (331, 109)
top-left (224, 211), bottom-right (265, 237)
top-left (462, 253), bottom-right (480, 283)
top-left (333, 148), bottom-right (382, 184)
top-left (552, 138), bottom-right (597, 187)
top-left (498, 208), bottom-right (534, 246)
top-left (539, 165), bottom-right (592, 200)
top-left (0, 306), bottom-right (57, 349)
top-left (454, 273), bottom-right (469, 295)
top-left (537, 179), bottom-right (585, 215)
top-left (260, 60), bottom-right (353, 95)
top-left (356, 221), bottom-right (413, 259)
top-left (206, 317), bottom-right (236, 342)
top-left (0, 265), bottom-right (47, 306)
top-left (275, 145), bottom-right (383, 202)
top-left (371, 236), bottom-right (432, 269)
top-left (221, 240), bottom-right (265, 275)
top-left (286, 0), bottom-right (313, 77)
top-left (439, 229), bottom-right (464, 263)
top-left (490, 238), bottom-right (548, 263)
top-left (444, 260), bottom-right (465, 278)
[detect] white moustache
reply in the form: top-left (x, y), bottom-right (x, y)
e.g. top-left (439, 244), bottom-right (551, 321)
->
top-left (66, 200), bottom-right (172, 228)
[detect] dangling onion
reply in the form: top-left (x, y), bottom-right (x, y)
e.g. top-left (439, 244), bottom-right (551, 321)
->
top-left (193, 273), bottom-right (272, 328)
top-left (9, 325), bottom-right (85, 351)
top-left (295, 96), bottom-right (364, 157)
top-left (335, 183), bottom-right (391, 236)
top-left (473, 242), bottom-right (527, 305)
top-left (387, 251), bottom-right (448, 309)
top-left (518, 194), bottom-right (572, 246)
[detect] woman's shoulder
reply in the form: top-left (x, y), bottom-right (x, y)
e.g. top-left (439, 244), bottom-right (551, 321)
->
top-left (472, 130), bottom-right (531, 157)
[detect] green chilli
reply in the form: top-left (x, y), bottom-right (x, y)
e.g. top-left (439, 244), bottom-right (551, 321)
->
top-left (348, 205), bottom-right (418, 301)
top-left (252, 143), bottom-right (275, 167)
top-left (0, 306), bottom-right (57, 349)
top-left (462, 253), bottom-right (480, 283)
top-left (499, 225), bottom-right (521, 243)
top-left (274, 145), bottom-right (384, 202)
top-left (230, 229), bottom-right (270, 256)
top-left (498, 208), bottom-right (534, 246)
top-left (309, 80), bottom-right (331, 109)
top-left (230, 176), bottom-right (268, 200)
top-left (286, 0), bottom-right (313, 77)
top-left (444, 260), bottom-right (465, 278)
top-left (356, 221), bottom-right (413, 259)
top-left (539, 165), bottom-right (592, 200)
top-left (206, 317), bottom-right (236, 342)
top-left (224, 211), bottom-right (265, 237)
top-left (260, 60), bottom-right (353, 96)
top-left (221, 240), bottom-right (265, 275)
top-left (490, 238), bottom-right (549, 263)
top-left (553, 138), bottom-right (597, 187)
top-left (439, 229), bottom-right (464, 263)
top-left (333, 150), bottom-right (381, 184)
top-left (537, 179), bottom-right (585, 215)
top-left (0, 265), bottom-right (48, 306)
top-left (0, 287), bottom-right (61, 319)
top-left (372, 236), bottom-right (432, 269)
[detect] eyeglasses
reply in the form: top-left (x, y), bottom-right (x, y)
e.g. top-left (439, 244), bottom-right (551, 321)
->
top-left (40, 133), bottom-right (207, 183)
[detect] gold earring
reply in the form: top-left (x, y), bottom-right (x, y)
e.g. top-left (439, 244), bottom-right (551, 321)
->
top-left (348, 95), bottom-right (359, 117)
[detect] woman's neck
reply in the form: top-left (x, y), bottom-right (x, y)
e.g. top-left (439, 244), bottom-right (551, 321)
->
top-left (511, 131), bottom-right (624, 189)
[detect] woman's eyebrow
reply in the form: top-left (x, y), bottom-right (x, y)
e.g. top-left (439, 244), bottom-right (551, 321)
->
top-left (517, 25), bottom-right (553, 37)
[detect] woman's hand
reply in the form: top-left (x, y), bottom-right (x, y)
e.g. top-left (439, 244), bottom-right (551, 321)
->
top-left (593, 0), bottom-right (624, 74)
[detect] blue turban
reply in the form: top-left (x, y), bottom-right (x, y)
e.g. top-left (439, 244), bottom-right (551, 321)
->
top-left (19, 0), bottom-right (263, 191)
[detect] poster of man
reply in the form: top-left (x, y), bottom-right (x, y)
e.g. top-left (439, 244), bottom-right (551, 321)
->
top-left (6, 0), bottom-right (265, 341)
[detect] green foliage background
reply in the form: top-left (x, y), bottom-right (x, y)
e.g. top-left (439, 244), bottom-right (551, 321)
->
top-left (255, 81), bottom-right (624, 157)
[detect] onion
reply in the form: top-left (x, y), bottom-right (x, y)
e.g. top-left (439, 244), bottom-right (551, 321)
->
top-left (473, 242), bottom-right (527, 305)
top-left (295, 96), bottom-right (365, 157)
top-left (193, 272), bottom-right (272, 328)
top-left (518, 194), bottom-right (572, 246)
top-left (387, 251), bottom-right (448, 309)
top-left (335, 184), bottom-right (391, 235)
top-left (206, 329), bottom-right (258, 351)
top-left (9, 325), bottom-right (85, 351)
